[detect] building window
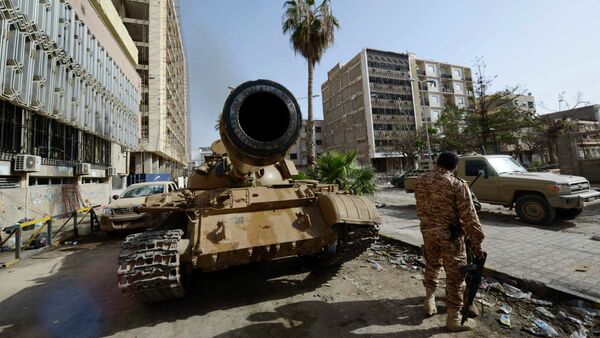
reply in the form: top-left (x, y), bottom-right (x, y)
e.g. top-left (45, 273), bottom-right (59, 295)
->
top-left (430, 110), bottom-right (440, 123)
top-left (82, 177), bottom-right (106, 184)
top-left (0, 101), bottom-right (24, 155)
top-left (457, 97), bottom-right (465, 107)
top-left (454, 83), bottom-right (463, 93)
top-left (426, 64), bottom-right (436, 74)
top-left (427, 80), bottom-right (437, 89)
top-left (316, 140), bottom-right (322, 145)
top-left (528, 102), bottom-right (535, 109)
top-left (430, 95), bottom-right (439, 104)
top-left (29, 177), bottom-right (76, 186)
top-left (453, 69), bottom-right (462, 78)
top-left (315, 126), bottom-right (322, 133)
top-left (289, 153), bottom-right (298, 160)
top-left (0, 176), bottom-right (20, 189)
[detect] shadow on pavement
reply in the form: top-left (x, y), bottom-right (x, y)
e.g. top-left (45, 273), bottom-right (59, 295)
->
top-left (214, 297), bottom-right (446, 338)
top-left (0, 236), bottom-right (438, 337)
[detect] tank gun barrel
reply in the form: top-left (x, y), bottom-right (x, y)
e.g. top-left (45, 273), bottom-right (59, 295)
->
top-left (219, 80), bottom-right (302, 181)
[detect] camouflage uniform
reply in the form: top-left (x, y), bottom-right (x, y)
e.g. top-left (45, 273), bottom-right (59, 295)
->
top-left (414, 166), bottom-right (485, 312)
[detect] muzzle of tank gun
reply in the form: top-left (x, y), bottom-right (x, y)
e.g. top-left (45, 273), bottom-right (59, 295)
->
top-left (219, 80), bottom-right (302, 181)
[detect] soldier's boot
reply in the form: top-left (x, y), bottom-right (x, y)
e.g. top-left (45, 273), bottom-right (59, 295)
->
top-left (467, 304), bottom-right (479, 318)
top-left (423, 289), bottom-right (437, 317)
top-left (446, 308), bottom-right (476, 332)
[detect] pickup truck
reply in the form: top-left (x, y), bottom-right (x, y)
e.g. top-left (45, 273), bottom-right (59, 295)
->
top-left (404, 155), bottom-right (600, 225)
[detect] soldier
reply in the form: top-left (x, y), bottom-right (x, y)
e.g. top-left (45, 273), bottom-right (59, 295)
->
top-left (414, 152), bottom-right (485, 332)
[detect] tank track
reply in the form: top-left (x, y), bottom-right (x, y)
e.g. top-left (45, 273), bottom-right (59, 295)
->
top-left (118, 229), bottom-right (185, 303)
top-left (317, 223), bottom-right (379, 266)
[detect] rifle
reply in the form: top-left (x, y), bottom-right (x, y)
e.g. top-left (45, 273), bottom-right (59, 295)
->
top-left (460, 238), bottom-right (487, 325)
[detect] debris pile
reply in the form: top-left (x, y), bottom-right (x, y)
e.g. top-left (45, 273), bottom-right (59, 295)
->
top-left (364, 240), bottom-right (600, 337)
top-left (477, 277), bottom-right (600, 337)
top-left (367, 241), bottom-right (425, 272)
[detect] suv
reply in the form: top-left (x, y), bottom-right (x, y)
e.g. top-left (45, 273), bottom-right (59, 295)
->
top-left (100, 181), bottom-right (178, 232)
top-left (405, 155), bottom-right (600, 225)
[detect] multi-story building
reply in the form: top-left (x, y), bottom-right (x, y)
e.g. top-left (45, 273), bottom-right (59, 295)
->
top-left (0, 0), bottom-right (141, 224)
top-left (287, 120), bottom-right (324, 169)
top-left (554, 105), bottom-right (600, 182)
top-left (320, 48), bottom-right (473, 172)
top-left (112, 0), bottom-right (189, 178)
top-left (550, 105), bottom-right (600, 160)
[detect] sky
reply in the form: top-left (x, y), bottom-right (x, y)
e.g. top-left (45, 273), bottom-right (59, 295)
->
top-left (179, 0), bottom-right (600, 148)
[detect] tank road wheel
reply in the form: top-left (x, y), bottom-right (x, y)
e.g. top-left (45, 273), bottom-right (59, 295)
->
top-left (515, 195), bottom-right (556, 226)
top-left (556, 208), bottom-right (583, 220)
top-left (118, 230), bottom-right (186, 303)
top-left (314, 223), bottom-right (379, 267)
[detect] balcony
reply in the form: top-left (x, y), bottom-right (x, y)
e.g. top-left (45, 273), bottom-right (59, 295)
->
top-left (441, 73), bottom-right (452, 79)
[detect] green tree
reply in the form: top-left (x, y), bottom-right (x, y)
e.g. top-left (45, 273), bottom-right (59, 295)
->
top-left (283, 0), bottom-right (339, 170)
top-left (435, 57), bottom-right (535, 155)
top-left (314, 150), bottom-right (376, 195)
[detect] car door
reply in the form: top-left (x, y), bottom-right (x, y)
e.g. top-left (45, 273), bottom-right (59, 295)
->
top-left (463, 159), bottom-right (500, 203)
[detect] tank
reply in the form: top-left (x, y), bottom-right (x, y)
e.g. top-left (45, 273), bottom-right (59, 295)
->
top-left (117, 80), bottom-right (381, 303)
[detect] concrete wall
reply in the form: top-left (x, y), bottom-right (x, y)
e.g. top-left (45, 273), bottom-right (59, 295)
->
top-left (557, 131), bottom-right (600, 183)
top-left (0, 183), bottom-right (110, 226)
top-left (579, 160), bottom-right (600, 183)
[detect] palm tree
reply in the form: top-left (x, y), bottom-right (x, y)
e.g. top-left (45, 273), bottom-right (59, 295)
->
top-left (282, 0), bottom-right (339, 170)
top-left (314, 150), bottom-right (376, 195)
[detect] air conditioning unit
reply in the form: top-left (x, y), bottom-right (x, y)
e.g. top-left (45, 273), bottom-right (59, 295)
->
top-left (106, 167), bottom-right (117, 176)
top-left (14, 154), bottom-right (42, 172)
top-left (75, 163), bottom-right (91, 175)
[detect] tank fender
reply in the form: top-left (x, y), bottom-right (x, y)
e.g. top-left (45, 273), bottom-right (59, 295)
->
top-left (317, 194), bottom-right (381, 226)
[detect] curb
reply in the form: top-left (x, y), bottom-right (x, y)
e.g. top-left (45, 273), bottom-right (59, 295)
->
top-left (0, 240), bottom-right (67, 270)
top-left (379, 233), bottom-right (600, 308)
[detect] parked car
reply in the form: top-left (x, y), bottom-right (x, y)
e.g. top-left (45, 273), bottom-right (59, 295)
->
top-left (100, 181), bottom-right (178, 232)
top-left (404, 155), bottom-right (600, 225)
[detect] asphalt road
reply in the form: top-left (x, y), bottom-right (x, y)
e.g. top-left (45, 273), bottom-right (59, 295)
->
top-left (0, 236), bottom-right (514, 338)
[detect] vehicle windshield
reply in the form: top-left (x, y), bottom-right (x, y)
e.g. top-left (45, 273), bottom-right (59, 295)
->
top-left (121, 185), bottom-right (164, 198)
top-left (487, 157), bottom-right (527, 174)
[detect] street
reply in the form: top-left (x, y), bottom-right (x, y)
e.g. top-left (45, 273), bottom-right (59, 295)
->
top-left (0, 236), bottom-right (514, 338)
top-left (374, 185), bottom-right (600, 301)
top-left (1, 186), bottom-right (599, 337)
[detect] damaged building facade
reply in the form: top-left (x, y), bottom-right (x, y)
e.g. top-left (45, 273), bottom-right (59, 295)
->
top-left (112, 0), bottom-right (189, 180)
top-left (320, 48), bottom-right (473, 172)
top-left (0, 0), bottom-right (141, 224)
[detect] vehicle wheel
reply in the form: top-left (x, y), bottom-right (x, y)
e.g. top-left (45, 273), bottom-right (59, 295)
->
top-left (515, 195), bottom-right (556, 226)
top-left (556, 208), bottom-right (583, 220)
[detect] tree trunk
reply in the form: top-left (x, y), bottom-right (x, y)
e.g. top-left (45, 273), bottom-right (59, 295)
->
top-left (305, 61), bottom-right (316, 170)
top-left (547, 139), bottom-right (557, 164)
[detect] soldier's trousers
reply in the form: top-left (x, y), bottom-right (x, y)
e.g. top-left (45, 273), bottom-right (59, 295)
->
top-left (421, 229), bottom-right (467, 311)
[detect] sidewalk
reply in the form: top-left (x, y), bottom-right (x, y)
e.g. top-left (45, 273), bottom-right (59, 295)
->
top-left (377, 202), bottom-right (600, 304)
top-left (0, 215), bottom-right (95, 267)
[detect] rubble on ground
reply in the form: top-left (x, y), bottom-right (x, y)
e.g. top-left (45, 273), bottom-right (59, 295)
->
top-left (367, 239), bottom-right (600, 337)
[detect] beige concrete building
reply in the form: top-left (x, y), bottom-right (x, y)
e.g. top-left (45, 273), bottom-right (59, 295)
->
top-left (287, 120), bottom-right (324, 169)
top-left (487, 94), bottom-right (538, 160)
top-left (321, 48), bottom-right (473, 172)
top-left (0, 0), bottom-right (141, 224)
top-left (113, 0), bottom-right (189, 178)
top-left (549, 105), bottom-right (600, 160)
